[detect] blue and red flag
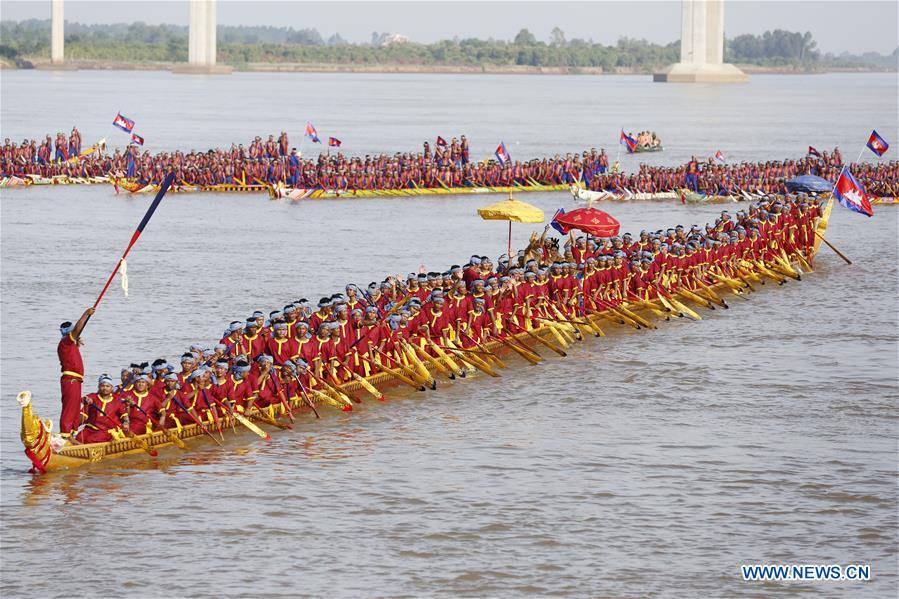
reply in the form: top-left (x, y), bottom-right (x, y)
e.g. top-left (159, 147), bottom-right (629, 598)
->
top-left (808, 146), bottom-right (821, 158)
top-left (866, 130), bottom-right (889, 157)
top-left (112, 112), bottom-right (135, 134)
top-left (550, 208), bottom-right (568, 234)
top-left (619, 130), bottom-right (637, 153)
top-left (130, 133), bottom-right (144, 146)
top-left (715, 150), bottom-right (726, 164)
top-left (328, 137), bottom-right (341, 148)
top-left (833, 168), bottom-right (873, 217)
top-left (436, 136), bottom-right (447, 146)
top-left (304, 123), bottom-right (320, 143)
top-left (495, 142), bottom-right (510, 165)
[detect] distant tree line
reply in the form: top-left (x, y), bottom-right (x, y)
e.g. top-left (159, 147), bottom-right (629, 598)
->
top-left (726, 29), bottom-right (820, 65)
top-left (0, 19), bottom-right (894, 71)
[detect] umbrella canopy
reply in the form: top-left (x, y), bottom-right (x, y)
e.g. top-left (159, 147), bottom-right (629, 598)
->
top-left (785, 175), bottom-right (832, 193)
top-left (477, 197), bottom-right (544, 223)
top-left (552, 207), bottom-right (620, 237)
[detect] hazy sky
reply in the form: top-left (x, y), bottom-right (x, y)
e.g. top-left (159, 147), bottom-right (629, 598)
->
top-left (1, 0), bottom-right (896, 54)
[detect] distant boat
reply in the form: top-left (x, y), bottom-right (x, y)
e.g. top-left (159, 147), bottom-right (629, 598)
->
top-left (631, 145), bottom-right (663, 154)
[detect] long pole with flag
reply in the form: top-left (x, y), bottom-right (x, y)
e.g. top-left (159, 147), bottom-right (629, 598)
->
top-left (89, 172), bottom-right (175, 317)
top-left (616, 126), bottom-right (623, 165)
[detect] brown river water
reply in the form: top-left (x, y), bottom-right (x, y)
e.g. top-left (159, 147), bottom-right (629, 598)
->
top-left (1, 71), bottom-right (897, 598)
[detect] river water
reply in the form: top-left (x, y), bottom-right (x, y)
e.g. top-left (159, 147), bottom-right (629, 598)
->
top-left (1, 71), bottom-right (897, 598)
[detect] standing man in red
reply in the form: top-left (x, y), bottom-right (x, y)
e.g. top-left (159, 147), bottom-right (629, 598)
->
top-left (58, 307), bottom-right (94, 436)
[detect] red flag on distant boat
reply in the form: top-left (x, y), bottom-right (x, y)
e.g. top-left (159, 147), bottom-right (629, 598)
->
top-left (328, 137), bottom-right (341, 148)
top-left (112, 112), bottom-right (135, 134)
top-left (866, 130), bottom-right (889, 157)
top-left (494, 142), bottom-right (511, 165)
top-left (833, 168), bottom-right (873, 217)
top-left (619, 130), bottom-right (637, 153)
top-left (715, 150), bottom-right (726, 164)
top-left (436, 136), bottom-right (448, 146)
top-left (808, 146), bottom-right (821, 158)
top-left (304, 122), bottom-right (321, 143)
top-left (130, 133), bottom-right (144, 146)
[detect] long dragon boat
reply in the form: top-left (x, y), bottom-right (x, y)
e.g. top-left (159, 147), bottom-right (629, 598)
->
top-left (18, 197), bottom-right (835, 474)
top-left (5, 174), bottom-right (895, 205)
top-left (4, 174), bottom-right (570, 198)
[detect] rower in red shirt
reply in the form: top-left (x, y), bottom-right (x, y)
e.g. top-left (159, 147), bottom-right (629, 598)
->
top-left (58, 307), bottom-right (94, 435)
top-left (242, 318), bottom-right (266, 360)
top-left (247, 355), bottom-right (278, 409)
top-left (463, 297), bottom-right (492, 346)
top-left (219, 321), bottom-right (244, 356)
top-left (76, 374), bottom-right (127, 444)
top-left (216, 360), bottom-right (253, 411)
top-left (266, 322), bottom-right (299, 365)
top-left (120, 375), bottom-right (165, 435)
top-left (307, 298), bottom-right (332, 332)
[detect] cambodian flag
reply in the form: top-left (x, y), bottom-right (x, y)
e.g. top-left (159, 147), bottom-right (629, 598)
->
top-left (112, 112), bottom-right (135, 134)
top-left (866, 130), bottom-right (889, 157)
top-left (328, 137), bottom-right (341, 147)
top-left (715, 150), bottom-right (726, 164)
top-left (130, 133), bottom-right (145, 146)
top-left (619, 130), bottom-right (637, 153)
top-left (495, 142), bottom-right (510, 165)
top-left (833, 168), bottom-right (873, 217)
top-left (550, 208), bottom-right (567, 234)
top-left (436, 136), bottom-right (447, 146)
top-left (304, 123), bottom-right (320, 143)
top-left (808, 146), bottom-right (821, 158)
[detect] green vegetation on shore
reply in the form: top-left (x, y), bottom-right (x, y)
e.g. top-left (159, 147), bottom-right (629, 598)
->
top-left (1, 20), bottom-right (895, 72)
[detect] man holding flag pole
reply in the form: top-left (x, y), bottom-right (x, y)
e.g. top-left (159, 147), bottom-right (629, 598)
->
top-left (56, 173), bottom-right (176, 433)
top-left (57, 307), bottom-right (95, 435)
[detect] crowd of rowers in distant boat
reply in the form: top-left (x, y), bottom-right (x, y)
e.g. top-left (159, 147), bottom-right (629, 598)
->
top-left (2, 131), bottom-right (896, 198)
top-left (630, 130), bottom-right (663, 151)
top-left (64, 193), bottom-right (825, 445)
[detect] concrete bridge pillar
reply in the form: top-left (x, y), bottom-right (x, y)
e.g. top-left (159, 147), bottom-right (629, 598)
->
top-left (654, 0), bottom-right (746, 83)
top-left (50, 0), bottom-right (64, 63)
top-left (175, 0), bottom-right (231, 74)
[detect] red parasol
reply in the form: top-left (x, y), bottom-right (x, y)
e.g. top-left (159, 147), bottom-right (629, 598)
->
top-left (552, 207), bottom-right (620, 237)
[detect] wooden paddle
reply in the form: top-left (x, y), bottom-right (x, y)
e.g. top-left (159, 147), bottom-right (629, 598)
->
top-left (423, 336), bottom-right (465, 377)
top-left (523, 326), bottom-right (567, 357)
top-left (291, 372), bottom-right (323, 418)
top-left (410, 341), bottom-right (453, 378)
top-left (488, 333), bottom-right (542, 365)
top-left (129, 396), bottom-right (187, 450)
top-left (362, 353), bottom-right (423, 390)
top-left (443, 339), bottom-right (500, 377)
top-left (814, 231), bottom-right (852, 264)
top-left (168, 396), bottom-right (224, 447)
top-left (458, 329), bottom-right (508, 368)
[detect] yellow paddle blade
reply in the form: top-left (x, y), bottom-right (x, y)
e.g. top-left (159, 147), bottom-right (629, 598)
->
top-left (234, 413), bottom-right (272, 440)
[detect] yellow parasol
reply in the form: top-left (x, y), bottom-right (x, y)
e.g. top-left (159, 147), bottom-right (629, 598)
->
top-left (478, 194), bottom-right (545, 259)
